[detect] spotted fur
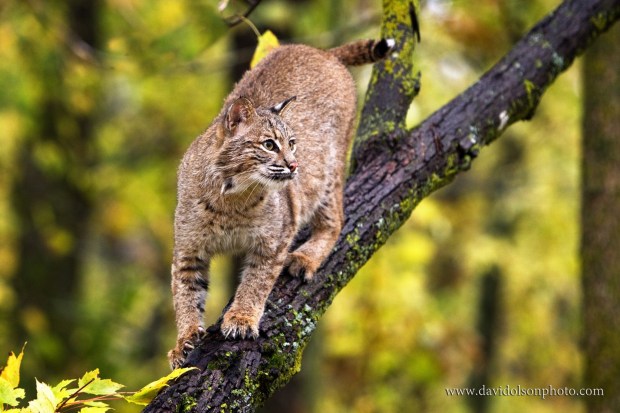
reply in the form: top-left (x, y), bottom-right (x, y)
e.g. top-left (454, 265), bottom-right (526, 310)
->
top-left (168, 39), bottom-right (394, 368)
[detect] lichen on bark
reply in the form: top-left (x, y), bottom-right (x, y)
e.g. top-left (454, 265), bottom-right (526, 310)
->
top-left (144, 1), bottom-right (620, 412)
top-left (353, 0), bottom-right (421, 170)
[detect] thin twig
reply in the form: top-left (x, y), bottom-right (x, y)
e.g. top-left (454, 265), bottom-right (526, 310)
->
top-left (55, 378), bottom-right (95, 412)
top-left (222, 0), bottom-right (264, 27)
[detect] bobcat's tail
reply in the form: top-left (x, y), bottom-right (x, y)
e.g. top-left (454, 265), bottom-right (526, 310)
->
top-left (328, 38), bottom-right (395, 66)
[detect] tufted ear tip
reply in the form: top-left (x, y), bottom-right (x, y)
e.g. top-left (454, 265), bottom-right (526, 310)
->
top-left (270, 96), bottom-right (297, 116)
top-left (225, 96), bottom-right (255, 132)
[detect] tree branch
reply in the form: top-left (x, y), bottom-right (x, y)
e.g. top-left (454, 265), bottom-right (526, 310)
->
top-left (352, 0), bottom-right (421, 169)
top-left (144, 0), bottom-right (620, 411)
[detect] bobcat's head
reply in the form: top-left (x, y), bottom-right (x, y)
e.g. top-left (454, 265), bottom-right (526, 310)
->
top-left (216, 96), bottom-right (298, 195)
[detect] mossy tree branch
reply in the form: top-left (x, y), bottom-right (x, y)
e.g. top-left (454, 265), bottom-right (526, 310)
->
top-left (144, 0), bottom-right (620, 411)
top-left (352, 0), bottom-right (421, 169)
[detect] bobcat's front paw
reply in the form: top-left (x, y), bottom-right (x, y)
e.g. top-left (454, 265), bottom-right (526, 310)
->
top-left (168, 326), bottom-right (206, 369)
top-left (221, 309), bottom-right (260, 339)
top-left (285, 251), bottom-right (320, 281)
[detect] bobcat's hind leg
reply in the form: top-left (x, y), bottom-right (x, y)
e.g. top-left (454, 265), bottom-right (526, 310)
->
top-left (286, 186), bottom-right (344, 281)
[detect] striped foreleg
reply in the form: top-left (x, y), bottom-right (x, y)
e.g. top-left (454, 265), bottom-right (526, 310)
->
top-left (168, 255), bottom-right (210, 369)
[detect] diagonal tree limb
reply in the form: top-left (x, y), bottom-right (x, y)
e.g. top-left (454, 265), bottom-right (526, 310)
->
top-left (144, 0), bottom-right (620, 411)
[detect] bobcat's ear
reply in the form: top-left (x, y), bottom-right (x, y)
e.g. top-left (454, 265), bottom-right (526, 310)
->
top-left (270, 96), bottom-right (297, 116)
top-left (225, 97), bottom-right (255, 132)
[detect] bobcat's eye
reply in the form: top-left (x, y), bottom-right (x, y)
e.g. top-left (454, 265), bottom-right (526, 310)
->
top-left (289, 140), bottom-right (296, 152)
top-left (262, 140), bottom-right (278, 152)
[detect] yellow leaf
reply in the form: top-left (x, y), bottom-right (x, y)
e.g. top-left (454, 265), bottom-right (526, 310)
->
top-left (28, 380), bottom-right (57, 413)
top-left (83, 378), bottom-right (123, 396)
top-left (124, 367), bottom-right (197, 406)
top-left (51, 379), bottom-right (76, 400)
top-left (1, 346), bottom-right (25, 388)
top-left (78, 407), bottom-right (110, 413)
top-left (77, 370), bottom-right (123, 396)
top-left (82, 401), bottom-right (108, 408)
top-left (77, 369), bottom-right (99, 389)
top-left (0, 377), bottom-right (25, 407)
top-left (250, 30), bottom-right (279, 69)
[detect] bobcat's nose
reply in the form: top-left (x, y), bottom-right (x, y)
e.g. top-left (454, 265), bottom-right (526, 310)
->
top-left (287, 161), bottom-right (298, 173)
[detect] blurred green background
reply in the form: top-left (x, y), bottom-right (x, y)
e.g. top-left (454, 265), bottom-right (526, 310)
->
top-left (0, 0), bottom-right (588, 412)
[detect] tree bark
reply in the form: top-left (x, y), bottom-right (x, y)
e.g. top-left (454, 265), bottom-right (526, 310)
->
top-left (145, 0), bottom-right (620, 411)
top-left (582, 21), bottom-right (620, 413)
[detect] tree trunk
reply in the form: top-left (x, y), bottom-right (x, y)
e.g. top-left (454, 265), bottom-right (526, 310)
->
top-left (581, 21), bottom-right (620, 413)
top-left (466, 266), bottom-right (502, 413)
top-left (145, 0), bottom-right (620, 411)
top-left (10, 0), bottom-right (102, 373)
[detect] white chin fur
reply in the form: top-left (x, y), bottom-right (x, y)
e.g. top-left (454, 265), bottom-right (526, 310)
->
top-left (220, 173), bottom-right (289, 196)
top-left (262, 177), bottom-right (290, 190)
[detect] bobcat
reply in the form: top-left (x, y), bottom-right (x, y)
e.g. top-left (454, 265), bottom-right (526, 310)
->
top-left (168, 37), bottom-right (394, 368)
